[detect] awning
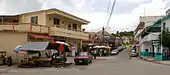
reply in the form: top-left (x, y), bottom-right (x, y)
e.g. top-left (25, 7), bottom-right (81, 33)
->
top-left (19, 42), bottom-right (49, 51)
top-left (161, 15), bottom-right (170, 22)
top-left (16, 41), bottom-right (72, 52)
top-left (146, 19), bottom-right (161, 32)
top-left (29, 34), bottom-right (53, 39)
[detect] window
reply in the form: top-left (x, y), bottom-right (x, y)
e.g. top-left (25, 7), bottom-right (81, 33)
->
top-left (53, 17), bottom-right (60, 25)
top-left (73, 24), bottom-right (77, 30)
top-left (168, 13), bottom-right (170, 16)
top-left (31, 16), bottom-right (38, 24)
top-left (68, 24), bottom-right (71, 30)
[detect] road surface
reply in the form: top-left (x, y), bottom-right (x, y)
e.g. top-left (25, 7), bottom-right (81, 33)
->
top-left (1, 49), bottom-right (170, 75)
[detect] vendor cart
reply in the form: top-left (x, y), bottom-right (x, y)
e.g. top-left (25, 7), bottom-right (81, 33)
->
top-left (15, 42), bottom-right (72, 68)
top-left (18, 51), bottom-right (52, 68)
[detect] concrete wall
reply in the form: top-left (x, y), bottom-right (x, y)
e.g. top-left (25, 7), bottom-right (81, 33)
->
top-left (141, 41), bottom-right (152, 52)
top-left (162, 19), bottom-right (170, 31)
top-left (0, 32), bottom-right (28, 63)
top-left (140, 16), bottom-right (164, 27)
top-left (19, 11), bottom-right (83, 31)
top-left (19, 12), bottom-right (46, 26)
top-left (166, 8), bottom-right (170, 15)
top-left (46, 14), bottom-right (82, 31)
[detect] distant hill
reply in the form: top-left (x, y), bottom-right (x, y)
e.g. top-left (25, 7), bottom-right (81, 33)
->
top-left (119, 31), bottom-right (134, 37)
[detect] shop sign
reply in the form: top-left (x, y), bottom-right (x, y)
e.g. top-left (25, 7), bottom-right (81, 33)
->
top-left (152, 41), bottom-right (160, 45)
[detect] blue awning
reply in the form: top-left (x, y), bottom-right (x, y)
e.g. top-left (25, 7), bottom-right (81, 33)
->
top-left (19, 42), bottom-right (49, 51)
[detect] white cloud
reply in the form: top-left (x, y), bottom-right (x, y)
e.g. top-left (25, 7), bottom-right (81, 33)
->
top-left (0, 0), bottom-right (169, 33)
top-left (70, 0), bottom-right (168, 32)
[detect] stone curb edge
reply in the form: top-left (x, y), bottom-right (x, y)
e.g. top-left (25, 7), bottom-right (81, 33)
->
top-left (138, 56), bottom-right (170, 66)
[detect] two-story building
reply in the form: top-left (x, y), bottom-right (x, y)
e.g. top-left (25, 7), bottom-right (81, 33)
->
top-left (0, 8), bottom-right (90, 61)
top-left (134, 16), bottom-right (164, 57)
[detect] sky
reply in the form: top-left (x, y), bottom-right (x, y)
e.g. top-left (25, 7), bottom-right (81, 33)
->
top-left (0, 0), bottom-right (170, 33)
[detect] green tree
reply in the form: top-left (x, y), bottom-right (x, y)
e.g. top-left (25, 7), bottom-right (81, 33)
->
top-left (159, 28), bottom-right (170, 48)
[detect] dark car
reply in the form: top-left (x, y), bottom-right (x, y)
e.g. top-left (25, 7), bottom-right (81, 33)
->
top-left (74, 52), bottom-right (93, 65)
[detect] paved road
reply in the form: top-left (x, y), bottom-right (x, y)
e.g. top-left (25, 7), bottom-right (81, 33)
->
top-left (1, 49), bottom-right (170, 75)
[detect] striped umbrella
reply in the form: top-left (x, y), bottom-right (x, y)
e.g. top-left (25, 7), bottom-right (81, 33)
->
top-left (18, 51), bottom-right (28, 54)
top-left (14, 45), bottom-right (22, 52)
top-left (48, 41), bottom-right (72, 52)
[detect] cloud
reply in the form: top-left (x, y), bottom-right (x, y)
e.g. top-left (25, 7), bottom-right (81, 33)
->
top-left (114, 0), bottom-right (152, 14)
top-left (0, 0), bottom-right (169, 33)
top-left (0, 0), bottom-right (42, 14)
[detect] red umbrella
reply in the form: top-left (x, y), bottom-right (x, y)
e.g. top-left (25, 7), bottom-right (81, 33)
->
top-left (48, 41), bottom-right (72, 52)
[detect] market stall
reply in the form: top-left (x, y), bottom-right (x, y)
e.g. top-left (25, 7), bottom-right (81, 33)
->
top-left (93, 45), bottom-right (111, 56)
top-left (14, 41), bottom-right (72, 68)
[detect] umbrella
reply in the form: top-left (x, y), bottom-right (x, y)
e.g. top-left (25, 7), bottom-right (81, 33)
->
top-left (14, 45), bottom-right (22, 52)
top-left (47, 41), bottom-right (72, 52)
top-left (56, 41), bottom-right (70, 46)
top-left (93, 45), bottom-right (106, 48)
top-left (18, 51), bottom-right (28, 54)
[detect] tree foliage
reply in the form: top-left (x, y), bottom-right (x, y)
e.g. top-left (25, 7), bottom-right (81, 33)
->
top-left (159, 28), bottom-right (170, 48)
top-left (119, 31), bottom-right (134, 36)
top-left (111, 31), bottom-right (134, 37)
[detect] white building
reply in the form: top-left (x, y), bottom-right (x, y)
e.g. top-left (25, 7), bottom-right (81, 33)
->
top-left (134, 16), bottom-right (164, 57)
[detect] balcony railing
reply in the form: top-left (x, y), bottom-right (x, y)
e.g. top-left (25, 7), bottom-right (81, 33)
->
top-left (49, 27), bottom-right (89, 40)
top-left (0, 23), bottom-right (49, 34)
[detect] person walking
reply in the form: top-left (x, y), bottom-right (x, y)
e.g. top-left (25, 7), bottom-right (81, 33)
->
top-left (93, 50), bottom-right (97, 59)
top-left (129, 48), bottom-right (132, 60)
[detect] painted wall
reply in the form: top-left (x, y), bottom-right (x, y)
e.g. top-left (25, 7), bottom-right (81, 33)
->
top-left (19, 12), bottom-right (46, 25)
top-left (46, 14), bottom-right (82, 31)
top-left (0, 32), bottom-right (28, 63)
top-left (140, 16), bottom-right (164, 27)
top-left (141, 41), bottom-right (152, 52)
top-left (19, 11), bottom-right (83, 31)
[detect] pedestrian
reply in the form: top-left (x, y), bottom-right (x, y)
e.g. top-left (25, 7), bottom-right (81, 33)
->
top-left (129, 49), bottom-right (132, 60)
top-left (104, 50), bottom-right (107, 56)
top-left (7, 56), bottom-right (12, 66)
top-left (93, 50), bottom-right (97, 59)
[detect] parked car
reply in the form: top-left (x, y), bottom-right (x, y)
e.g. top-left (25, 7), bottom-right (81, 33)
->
top-left (123, 46), bottom-right (126, 49)
top-left (131, 50), bottom-right (138, 57)
top-left (111, 50), bottom-right (119, 55)
top-left (118, 46), bottom-right (123, 51)
top-left (74, 52), bottom-right (93, 65)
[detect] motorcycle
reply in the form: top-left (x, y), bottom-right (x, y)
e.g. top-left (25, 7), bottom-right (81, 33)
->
top-left (7, 56), bottom-right (12, 66)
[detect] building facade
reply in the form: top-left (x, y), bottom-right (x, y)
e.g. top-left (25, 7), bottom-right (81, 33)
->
top-left (135, 8), bottom-right (170, 61)
top-left (0, 8), bottom-right (89, 62)
top-left (134, 16), bottom-right (164, 58)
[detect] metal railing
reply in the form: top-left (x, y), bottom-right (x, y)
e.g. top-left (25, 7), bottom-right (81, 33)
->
top-left (0, 23), bottom-right (49, 34)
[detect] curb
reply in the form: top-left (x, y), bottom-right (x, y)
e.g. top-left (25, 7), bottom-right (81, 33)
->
top-left (139, 56), bottom-right (170, 66)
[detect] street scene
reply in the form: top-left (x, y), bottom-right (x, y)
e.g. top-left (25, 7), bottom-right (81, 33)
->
top-left (1, 0), bottom-right (170, 75)
top-left (1, 49), bottom-right (170, 75)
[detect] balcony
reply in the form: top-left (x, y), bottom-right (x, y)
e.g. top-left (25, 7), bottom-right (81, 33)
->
top-left (141, 33), bottom-right (159, 43)
top-left (49, 27), bottom-right (89, 40)
top-left (0, 23), bottom-right (49, 34)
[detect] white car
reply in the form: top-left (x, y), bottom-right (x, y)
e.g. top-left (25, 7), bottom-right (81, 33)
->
top-left (111, 50), bottom-right (119, 55)
top-left (131, 50), bottom-right (138, 57)
top-left (118, 46), bottom-right (123, 51)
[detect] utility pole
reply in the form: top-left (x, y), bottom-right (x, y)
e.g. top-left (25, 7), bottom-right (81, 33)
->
top-left (102, 27), bottom-right (105, 45)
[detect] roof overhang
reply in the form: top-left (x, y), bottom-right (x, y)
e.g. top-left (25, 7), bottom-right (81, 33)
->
top-left (19, 8), bottom-right (90, 25)
top-left (135, 22), bottom-right (145, 32)
top-left (28, 34), bottom-right (53, 39)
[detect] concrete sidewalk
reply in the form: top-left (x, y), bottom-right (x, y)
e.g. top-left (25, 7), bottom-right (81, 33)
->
top-left (139, 56), bottom-right (170, 66)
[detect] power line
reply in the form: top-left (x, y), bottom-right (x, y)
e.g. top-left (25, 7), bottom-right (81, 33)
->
top-left (105, 0), bottom-right (116, 28)
top-left (104, 0), bottom-right (112, 26)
